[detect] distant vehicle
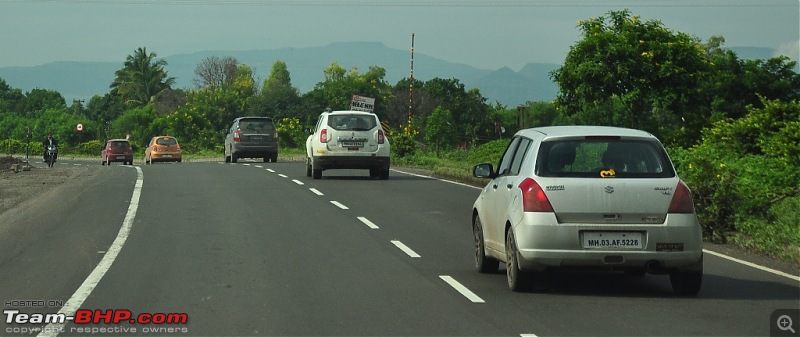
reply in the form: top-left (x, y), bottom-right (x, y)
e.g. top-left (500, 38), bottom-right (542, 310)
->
top-left (101, 139), bottom-right (134, 166)
top-left (305, 110), bottom-right (390, 180)
top-left (45, 145), bottom-right (58, 168)
top-left (224, 117), bottom-right (279, 163)
top-left (145, 136), bottom-right (182, 164)
top-left (471, 126), bottom-right (703, 295)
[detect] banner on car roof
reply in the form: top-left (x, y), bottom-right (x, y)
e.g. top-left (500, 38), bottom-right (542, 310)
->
top-left (350, 94), bottom-right (375, 113)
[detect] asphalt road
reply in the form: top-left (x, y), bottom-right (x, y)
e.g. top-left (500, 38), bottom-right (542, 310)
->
top-left (1, 159), bottom-right (798, 336)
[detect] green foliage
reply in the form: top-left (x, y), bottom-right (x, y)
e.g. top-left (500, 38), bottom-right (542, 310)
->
top-left (552, 9), bottom-right (711, 146)
top-left (110, 105), bottom-right (158, 149)
top-left (75, 140), bottom-right (104, 156)
top-left (276, 117), bottom-right (307, 148)
top-left (0, 138), bottom-right (25, 155)
top-left (110, 47), bottom-right (175, 107)
top-left (731, 196), bottom-right (800, 263)
top-left (389, 131), bottom-right (417, 158)
top-left (424, 106), bottom-right (456, 155)
top-left (670, 99), bottom-right (800, 250)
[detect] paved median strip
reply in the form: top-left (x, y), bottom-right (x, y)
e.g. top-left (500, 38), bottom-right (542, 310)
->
top-left (439, 275), bottom-right (485, 303)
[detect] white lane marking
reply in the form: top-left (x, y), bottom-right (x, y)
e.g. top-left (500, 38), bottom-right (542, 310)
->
top-left (309, 188), bottom-right (324, 196)
top-left (278, 174), bottom-right (288, 178)
top-left (254, 165), bottom-right (263, 168)
top-left (39, 166), bottom-right (143, 337)
top-left (439, 275), bottom-right (484, 303)
top-left (292, 179), bottom-right (304, 185)
top-left (330, 201), bottom-right (349, 210)
top-left (357, 217), bottom-right (379, 229)
top-left (520, 334), bottom-right (539, 337)
top-left (391, 240), bottom-right (420, 258)
top-left (266, 169), bottom-right (275, 173)
top-left (703, 249), bottom-right (800, 281)
top-left (242, 163), bottom-right (250, 166)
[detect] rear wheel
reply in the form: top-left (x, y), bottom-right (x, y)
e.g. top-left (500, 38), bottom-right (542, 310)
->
top-left (231, 154), bottom-right (238, 163)
top-left (263, 156), bottom-right (269, 163)
top-left (271, 154), bottom-right (278, 162)
top-left (669, 257), bottom-right (703, 296)
top-left (506, 229), bottom-right (531, 292)
top-left (474, 216), bottom-right (499, 273)
top-left (306, 160), bottom-right (312, 177)
top-left (311, 159), bottom-right (322, 179)
top-left (379, 167), bottom-right (390, 180)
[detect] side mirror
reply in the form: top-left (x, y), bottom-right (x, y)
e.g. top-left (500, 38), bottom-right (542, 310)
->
top-left (473, 163), bottom-right (496, 179)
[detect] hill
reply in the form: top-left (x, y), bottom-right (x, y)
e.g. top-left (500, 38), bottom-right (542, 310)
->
top-left (0, 42), bottom-right (558, 107)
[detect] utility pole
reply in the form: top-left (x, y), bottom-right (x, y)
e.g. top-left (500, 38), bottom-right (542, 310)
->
top-left (408, 33), bottom-right (415, 135)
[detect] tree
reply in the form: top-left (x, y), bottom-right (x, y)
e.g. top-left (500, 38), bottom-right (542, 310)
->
top-left (250, 61), bottom-right (300, 118)
top-left (110, 47), bottom-right (176, 107)
top-left (424, 106), bottom-right (455, 156)
top-left (551, 9), bottom-right (710, 146)
top-left (193, 56), bottom-right (239, 89)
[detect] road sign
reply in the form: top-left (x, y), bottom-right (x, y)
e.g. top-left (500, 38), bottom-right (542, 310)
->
top-left (77, 123), bottom-right (84, 132)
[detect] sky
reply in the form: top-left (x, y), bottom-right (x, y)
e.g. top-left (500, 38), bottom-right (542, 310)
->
top-left (1, 0), bottom-right (798, 71)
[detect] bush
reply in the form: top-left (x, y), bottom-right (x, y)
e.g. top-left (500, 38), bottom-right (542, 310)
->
top-left (75, 140), bottom-right (104, 156)
top-left (0, 138), bottom-right (26, 155)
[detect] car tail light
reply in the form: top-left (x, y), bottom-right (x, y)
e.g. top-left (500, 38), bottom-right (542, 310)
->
top-left (233, 128), bottom-right (241, 142)
top-left (519, 178), bottom-right (554, 212)
top-left (176, 143), bottom-right (181, 150)
top-left (320, 128), bottom-right (328, 143)
top-left (668, 180), bottom-right (695, 213)
top-left (378, 129), bottom-right (385, 144)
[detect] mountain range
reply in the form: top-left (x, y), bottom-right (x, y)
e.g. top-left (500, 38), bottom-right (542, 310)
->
top-left (0, 42), bottom-right (779, 108)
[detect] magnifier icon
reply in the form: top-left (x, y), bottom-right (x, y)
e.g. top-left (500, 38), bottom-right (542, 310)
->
top-left (778, 315), bottom-right (796, 333)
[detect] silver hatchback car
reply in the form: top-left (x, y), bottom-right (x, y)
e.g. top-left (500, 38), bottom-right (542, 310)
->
top-left (472, 126), bottom-right (703, 295)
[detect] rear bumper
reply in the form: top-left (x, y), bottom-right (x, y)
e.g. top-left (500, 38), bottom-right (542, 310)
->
top-left (513, 213), bottom-right (703, 272)
top-left (231, 144), bottom-right (278, 158)
top-left (104, 154), bottom-right (133, 162)
top-left (313, 155), bottom-right (390, 170)
top-left (150, 152), bottom-right (182, 161)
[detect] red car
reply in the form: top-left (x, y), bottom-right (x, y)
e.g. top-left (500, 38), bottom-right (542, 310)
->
top-left (101, 139), bottom-right (134, 165)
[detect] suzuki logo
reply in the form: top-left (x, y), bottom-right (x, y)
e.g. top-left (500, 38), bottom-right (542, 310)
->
top-left (604, 186), bottom-right (614, 194)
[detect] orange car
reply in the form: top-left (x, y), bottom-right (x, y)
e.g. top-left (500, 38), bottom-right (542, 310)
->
top-left (145, 136), bottom-right (182, 164)
top-left (101, 139), bottom-right (134, 165)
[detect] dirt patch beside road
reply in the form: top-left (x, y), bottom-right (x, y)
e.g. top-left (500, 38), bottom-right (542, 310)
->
top-left (0, 156), bottom-right (96, 215)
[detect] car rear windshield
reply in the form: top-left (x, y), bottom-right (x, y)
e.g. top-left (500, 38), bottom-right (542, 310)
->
top-left (238, 119), bottom-right (274, 132)
top-left (156, 137), bottom-right (177, 146)
top-left (535, 139), bottom-right (675, 178)
top-left (111, 141), bottom-right (131, 149)
top-left (327, 114), bottom-right (377, 131)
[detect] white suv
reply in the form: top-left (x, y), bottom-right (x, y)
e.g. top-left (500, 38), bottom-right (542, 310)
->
top-left (306, 110), bottom-right (391, 179)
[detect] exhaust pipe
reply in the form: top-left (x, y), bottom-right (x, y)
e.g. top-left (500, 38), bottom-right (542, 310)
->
top-left (645, 260), bottom-right (663, 273)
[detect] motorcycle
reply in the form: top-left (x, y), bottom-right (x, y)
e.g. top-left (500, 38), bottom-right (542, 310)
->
top-left (45, 145), bottom-right (58, 168)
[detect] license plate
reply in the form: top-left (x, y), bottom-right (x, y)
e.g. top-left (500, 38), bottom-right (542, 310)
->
top-left (582, 232), bottom-right (643, 249)
top-left (250, 136), bottom-right (263, 141)
top-left (162, 154), bottom-right (172, 158)
top-left (116, 156), bottom-right (126, 160)
top-left (341, 141), bottom-right (364, 147)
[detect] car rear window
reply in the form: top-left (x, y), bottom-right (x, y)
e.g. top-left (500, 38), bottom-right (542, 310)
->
top-left (238, 119), bottom-right (274, 132)
top-left (327, 114), bottom-right (377, 131)
top-left (535, 139), bottom-right (675, 178)
top-left (156, 137), bottom-right (177, 146)
top-left (111, 141), bottom-right (131, 149)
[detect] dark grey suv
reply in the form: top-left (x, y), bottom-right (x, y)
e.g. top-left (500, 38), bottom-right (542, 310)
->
top-left (224, 117), bottom-right (279, 163)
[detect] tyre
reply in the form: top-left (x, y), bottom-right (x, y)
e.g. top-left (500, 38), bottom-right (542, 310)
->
top-left (669, 258), bottom-right (703, 296)
top-left (311, 159), bottom-right (322, 179)
top-left (306, 161), bottom-right (312, 177)
top-left (231, 154), bottom-right (238, 163)
top-left (506, 229), bottom-right (531, 292)
top-left (263, 156), bottom-right (269, 163)
top-left (271, 154), bottom-right (278, 162)
top-left (474, 216), bottom-right (499, 273)
top-left (379, 167), bottom-right (390, 180)
top-left (224, 155), bottom-right (231, 163)
top-left (145, 156), bottom-right (150, 165)
top-left (369, 168), bottom-right (378, 178)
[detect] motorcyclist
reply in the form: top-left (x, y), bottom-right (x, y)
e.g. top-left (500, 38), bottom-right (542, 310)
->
top-left (43, 132), bottom-right (58, 162)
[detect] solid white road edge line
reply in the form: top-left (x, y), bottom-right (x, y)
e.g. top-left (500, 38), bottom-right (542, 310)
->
top-left (391, 240), bottom-right (420, 258)
top-left (39, 166), bottom-right (143, 337)
top-left (357, 217), bottom-right (379, 229)
top-left (391, 169), bottom-right (799, 282)
top-left (703, 249), bottom-right (799, 281)
top-left (439, 275), bottom-right (484, 303)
